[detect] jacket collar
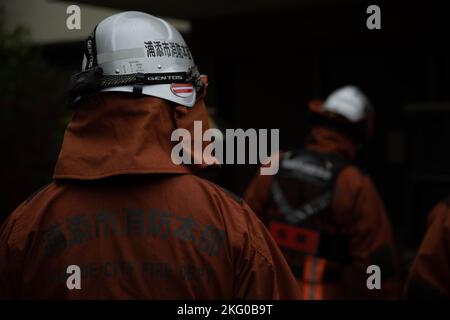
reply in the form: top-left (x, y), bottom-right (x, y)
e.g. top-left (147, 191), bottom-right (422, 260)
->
top-left (54, 92), bottom-right (213, 180)
top-left (305, 125), bottom-right (357, 161)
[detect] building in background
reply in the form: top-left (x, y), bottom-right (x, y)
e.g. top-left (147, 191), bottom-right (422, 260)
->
top-left (2, 0), bottom-right (190, 68)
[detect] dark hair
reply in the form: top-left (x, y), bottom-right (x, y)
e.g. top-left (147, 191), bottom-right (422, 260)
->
top-left (309, 112), bottom-right (369, 145)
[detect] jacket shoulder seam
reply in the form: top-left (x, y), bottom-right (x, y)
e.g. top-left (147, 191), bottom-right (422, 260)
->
top-left (25, 182), bottom-right (54, 204)
top-left (196, 177), bottom-right (244, 206)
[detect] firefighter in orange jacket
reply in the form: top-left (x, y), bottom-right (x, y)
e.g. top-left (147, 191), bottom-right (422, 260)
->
top-left (244, 86), bottom-right (401, 299)
top-left (405, 199), bottom-right (450, 299)
top-left (0, 12), bottom-right (301, 299)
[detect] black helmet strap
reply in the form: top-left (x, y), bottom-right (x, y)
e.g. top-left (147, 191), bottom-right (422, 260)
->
top-left (68, 67), bottom-right (201, 108)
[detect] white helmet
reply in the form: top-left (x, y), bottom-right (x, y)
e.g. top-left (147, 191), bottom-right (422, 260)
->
top-left (308, 85), bottom-right (375, 140)
top-left (322, 85), bottom-right (372, 123)
top-left (69, 11), bottom-right (202, 107)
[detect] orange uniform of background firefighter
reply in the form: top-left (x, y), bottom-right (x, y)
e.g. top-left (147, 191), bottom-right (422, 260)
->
top-left (245, 88), bottom-right (402, 299)
top-left (405, 200), bottom-right (450, 299)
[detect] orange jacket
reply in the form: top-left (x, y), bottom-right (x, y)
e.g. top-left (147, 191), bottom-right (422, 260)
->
top-left (0, 92), bottom-right (301, 299)
top-left (405, 200), bottom-right (450, 299)
top-left (244, 126), bottom-right (401, 299)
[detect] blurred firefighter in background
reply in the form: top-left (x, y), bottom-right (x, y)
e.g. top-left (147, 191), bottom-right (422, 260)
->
top-left (0, 11), bottom-right (301, 299)
top-left (405, 199), bottom-right (450, 299)
top-left (244, 86), bottom-right (402, 299)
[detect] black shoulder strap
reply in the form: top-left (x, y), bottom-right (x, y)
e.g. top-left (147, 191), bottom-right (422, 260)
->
top-left (271, 148), bottom-right (351, 225)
